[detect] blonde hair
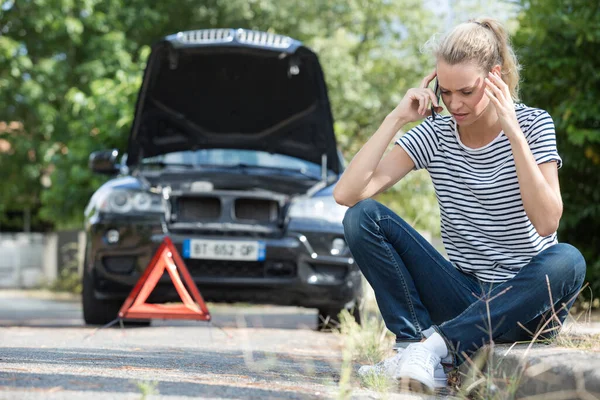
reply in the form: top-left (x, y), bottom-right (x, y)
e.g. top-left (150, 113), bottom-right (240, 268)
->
top-left (434, 18), bottom-right (521, 101)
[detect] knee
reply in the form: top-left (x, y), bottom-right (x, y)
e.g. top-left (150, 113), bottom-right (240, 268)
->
top-left (342, 198), bottom-right (381, 242)
top-left (566, 244), bottom-right (587, 286)
top-left (548, 243), bottom-right (587, 286)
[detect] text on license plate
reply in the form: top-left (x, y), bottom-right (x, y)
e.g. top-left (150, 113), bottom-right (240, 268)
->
top-left (183, 239), bottom-right (266, 261)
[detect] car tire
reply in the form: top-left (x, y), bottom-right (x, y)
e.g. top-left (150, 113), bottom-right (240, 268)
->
top-left (82, 254), bottom-right (150, 327)
top-left (317, 304), bottom-right (361, 332)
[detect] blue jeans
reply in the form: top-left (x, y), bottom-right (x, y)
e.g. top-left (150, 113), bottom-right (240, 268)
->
top-left (342, 199), bottom-right (586, 366)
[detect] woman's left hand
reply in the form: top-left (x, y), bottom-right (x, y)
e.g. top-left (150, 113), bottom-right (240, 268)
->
top-left (485, 71), bottom-right (523, 140)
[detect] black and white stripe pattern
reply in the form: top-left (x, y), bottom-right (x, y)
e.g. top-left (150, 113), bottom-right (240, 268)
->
top-left (396, 104), bottom-right (562, 282)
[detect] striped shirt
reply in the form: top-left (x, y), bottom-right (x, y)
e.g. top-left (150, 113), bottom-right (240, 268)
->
top-left (396, 104), bottom-right (562, 282)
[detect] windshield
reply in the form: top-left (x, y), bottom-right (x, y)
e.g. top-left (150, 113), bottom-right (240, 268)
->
top-left (141, 149), bottom-right (334, 179)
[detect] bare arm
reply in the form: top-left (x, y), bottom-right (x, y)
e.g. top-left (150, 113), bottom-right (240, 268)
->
top-left (333, 117), bottom-right (414, 207)
top-left (510, 137), bottom-right (562, 236)
top-left (334, 70), bottom-right (442, 207)
top-left (485, 72), bottom-right (562, 236)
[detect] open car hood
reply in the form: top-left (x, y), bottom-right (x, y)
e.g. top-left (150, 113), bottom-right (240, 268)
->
top-left (126, 29), bottom-right (340, 174)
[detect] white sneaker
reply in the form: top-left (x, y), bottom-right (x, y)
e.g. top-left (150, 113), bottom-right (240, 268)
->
top-left (357, 348), bottom-right (404, 378)
top-left (358, 347), bottom-right (447, 388)
top-left (394, 343), bottom-right (442, 392)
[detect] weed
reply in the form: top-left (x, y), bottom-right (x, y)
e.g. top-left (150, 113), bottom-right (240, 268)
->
top-left (335, 281), bottom-right (395, 398)
top-left (359, 369), bottom-right (394, 393)
top-left (133, 380), bottom-right (159, 399)
top-left (337, 308), bottom-right (393, 365)
top-left (456, 279), bottom-right (596, 400)
top-left (336, 274), bottom-right (598, 399)
top-left (337, 346), bottom-right (354, 400)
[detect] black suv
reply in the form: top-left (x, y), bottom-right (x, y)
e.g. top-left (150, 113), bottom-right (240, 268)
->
top-left (82, 29), bottom-right (362, 329)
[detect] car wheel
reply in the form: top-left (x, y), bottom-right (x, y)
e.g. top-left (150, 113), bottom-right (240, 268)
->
top-left (317, 304), bottom-right (361, 332)
top-left (82, 254), bottom-right (150, 327)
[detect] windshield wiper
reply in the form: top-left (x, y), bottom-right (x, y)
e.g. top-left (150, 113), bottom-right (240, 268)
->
top-left (140, 161), bottom-right (196, 169)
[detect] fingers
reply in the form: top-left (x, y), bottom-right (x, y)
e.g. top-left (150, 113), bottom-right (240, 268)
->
top-left (409, 86), bottom-right (442, 117)
top-left (419, 89), bottom-right (443, 116)
top-left (485, 86), bottom-right (501, 108)
top-left (488, 71), bottom-right (507, 89)
top-left (425, 88), bottom-right (440, 108)
top-left (485, 74), bottom-right (505, 101)
top-left (417, 93), bottom-right (429, 115)
top-left (486, 71), bottom-right (510, 99)
top-left (420, 69), bottom-right (437, 89)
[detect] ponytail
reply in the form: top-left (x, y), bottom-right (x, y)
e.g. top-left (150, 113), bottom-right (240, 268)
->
top-left (434, 17), bottom-right (521, 101)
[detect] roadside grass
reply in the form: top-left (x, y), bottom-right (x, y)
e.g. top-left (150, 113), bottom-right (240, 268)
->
top-left (335, 281), bottom-right (395, 398)
top-left (550, 292), bottom-right (600, 351)
top-left (550, 330), bottom-right (600, 351)
top-left (133, 380), bottom-right (159, 399)
top-left (454, 280), bottom-right (597, 400)
top-left (337, 307), bottom-right (392, 365)
top-left (455, 346), bottom-right (523, 400)
top-left (358, 369), bottom-right (394, 393)
top-left (337, 276), bottom-right (599, 399)
top-left (336, 307), bottom-right (395, 398)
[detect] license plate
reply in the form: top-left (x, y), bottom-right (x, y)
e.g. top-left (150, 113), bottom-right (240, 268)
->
top-left (182, 239), bottom-right (266, 261)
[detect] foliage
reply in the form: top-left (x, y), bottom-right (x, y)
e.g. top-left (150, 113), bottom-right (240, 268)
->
top-left (48, 267), bottom-right (82, 294)
top-left (335, 306), bottom-right (394, 399)
top-left (513, 0), bottom-right (600, 297)
top-left (46, 241), bottom-right (83, 293)
top-left (0, 0), bottom-right (440, 232)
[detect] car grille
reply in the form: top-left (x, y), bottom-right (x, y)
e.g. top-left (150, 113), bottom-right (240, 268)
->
top-left (185, 259), bottom-right (295, 278)
top-left (175, 196), bottom-right (280, 223)
top-left (234, 198), bottom-right (279, 222)
top-left (177, 197), bottom-right (221, 220)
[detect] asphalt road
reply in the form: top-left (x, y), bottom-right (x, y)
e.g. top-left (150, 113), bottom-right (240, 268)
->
top-left (0, 290), bottom-right (437, 400)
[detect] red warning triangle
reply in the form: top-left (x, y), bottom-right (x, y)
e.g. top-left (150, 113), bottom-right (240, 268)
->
top-left (118, 236), bottom-right (211, 321)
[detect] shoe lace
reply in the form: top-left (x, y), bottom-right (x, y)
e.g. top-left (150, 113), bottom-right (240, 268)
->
top-left (375, 349), bottom-right (403, 369)
top-left (377, 352), bottom-right (402, 365)
top-left (404, 345), bottom-right (438, 373)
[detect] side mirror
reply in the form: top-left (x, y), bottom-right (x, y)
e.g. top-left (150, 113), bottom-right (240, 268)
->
top-left (89, 149), bottom-right (121, 174)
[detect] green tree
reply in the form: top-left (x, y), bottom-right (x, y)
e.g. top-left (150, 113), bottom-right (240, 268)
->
top-left (514, 0), bottom-right (600, 296)
top-left (0, 0), bottom-right (441, 232)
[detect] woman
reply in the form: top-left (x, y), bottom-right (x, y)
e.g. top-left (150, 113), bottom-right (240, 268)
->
top-left (333, 17), bottom-right (586, 391)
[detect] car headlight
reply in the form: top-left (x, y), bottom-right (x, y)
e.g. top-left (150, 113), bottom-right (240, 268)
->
top-left (98, 189), bottom-right (165, 214)
top-left (288, 196), bottom-right (348, 224)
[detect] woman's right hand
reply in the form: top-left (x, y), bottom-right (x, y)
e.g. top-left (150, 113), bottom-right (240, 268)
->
top-left (387, 69), bottom-right (443, 123)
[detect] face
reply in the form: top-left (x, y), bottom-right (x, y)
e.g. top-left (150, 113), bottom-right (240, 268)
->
top-left (436, 60), bottom-right (499, 126)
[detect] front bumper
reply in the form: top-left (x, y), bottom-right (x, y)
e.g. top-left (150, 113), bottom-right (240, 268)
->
top-left (87, 217), bottom-right (362, 309)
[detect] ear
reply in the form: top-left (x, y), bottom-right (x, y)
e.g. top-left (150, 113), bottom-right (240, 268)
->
top-left (491, 64), bottom-right (502, 76)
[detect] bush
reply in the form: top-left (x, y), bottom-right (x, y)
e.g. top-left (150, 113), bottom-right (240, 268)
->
top-left (514, 0), bottom-right (600, 299)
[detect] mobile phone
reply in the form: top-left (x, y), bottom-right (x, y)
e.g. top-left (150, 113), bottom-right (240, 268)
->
top-left (430, 78), bottom-right (441, 121)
